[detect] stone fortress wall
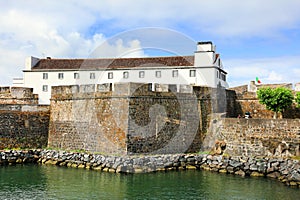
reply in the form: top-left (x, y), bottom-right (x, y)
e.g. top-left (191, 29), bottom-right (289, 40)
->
top-left (207, 117), bottom-right (300, 158)
top-left (0, 87), bottom-right (49, 149)
top-left (45, 81), bottom-right (300, 158)
top-left (229, 81), bottom-right (300, 119)
top-left (48, 83), bottom-right (228, 155)
top-left (0, 82), bottom-right (299, 160)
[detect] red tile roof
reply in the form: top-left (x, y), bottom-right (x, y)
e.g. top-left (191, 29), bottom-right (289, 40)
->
top-left (32, 56), bottom-right (194, 70)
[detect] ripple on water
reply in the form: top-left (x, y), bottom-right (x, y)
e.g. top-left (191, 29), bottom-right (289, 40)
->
top-left (0, 165), bottom-right (299, 200)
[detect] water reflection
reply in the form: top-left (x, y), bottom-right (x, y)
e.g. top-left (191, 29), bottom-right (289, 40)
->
top-left (0, 165), bottom-right (299, 199)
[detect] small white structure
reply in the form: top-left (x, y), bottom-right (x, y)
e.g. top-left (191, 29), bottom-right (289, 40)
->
top-left (295, 83), bottom-right (300, 91)
top-left (13, 41), bottom-right (229, 104)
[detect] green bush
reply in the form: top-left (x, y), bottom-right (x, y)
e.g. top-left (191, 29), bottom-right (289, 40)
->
top-left (257, 87), bottom-right (294, 118)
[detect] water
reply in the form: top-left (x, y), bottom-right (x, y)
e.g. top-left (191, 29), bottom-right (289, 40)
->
top-left (0, 164), bottom-right (299, 200)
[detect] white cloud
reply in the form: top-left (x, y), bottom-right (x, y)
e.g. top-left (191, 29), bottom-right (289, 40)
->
top-left (225, 55), bottom-right (300, 87)
top-left (77, 0), bottom-right (300, 37)
top-left (265, 71), bottom-right (283, 82)
top-left (1, 0), bottom-right (300, 86)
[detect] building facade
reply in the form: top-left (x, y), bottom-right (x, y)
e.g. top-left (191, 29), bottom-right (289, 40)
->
top-left (13, 41), bottom-right (228, 104)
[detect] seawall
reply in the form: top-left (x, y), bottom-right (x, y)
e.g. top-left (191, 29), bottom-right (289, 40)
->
top-left (206, 118), bottom-right (300, 158)
top-left (0, 107), bottom-right (49, 149)
top-left (1, 150), bottom-right (299, 188)
top-left (0, 87), bottom-right (49, 149)
top-left (48, 83), bottom-right (228, 154)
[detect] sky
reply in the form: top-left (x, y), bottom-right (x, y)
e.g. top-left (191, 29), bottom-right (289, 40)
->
top-left (1, 0), bottom-right (300, 87)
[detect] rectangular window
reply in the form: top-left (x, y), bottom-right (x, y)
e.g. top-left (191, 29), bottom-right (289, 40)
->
top-left (58, 73), bottom-right (64, 80)
top-left (123, 71), bottom-right (129, 79)
top-left (172, 70), bottom-right (178, 77)
top-left (155, 71), bottom-right (161, 78)
top-left (90, 72), bottom-right (95, 79)
top-left (42, 85), bottom-right (48, 92)
top-left (139, 71), bottom-right (145, 78)
top-left (217, 71), bottom-right (219, 78)
top-left (108, 72), bottom-right (113, 79)
top-left (43, 73), bottom-right (48, 80)
top-left (189, 70), bottom-right (196, 77)
top-left (74, 73), bottom-right (80, 79)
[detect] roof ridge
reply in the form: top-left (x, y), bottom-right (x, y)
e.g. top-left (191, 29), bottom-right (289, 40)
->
top-left (39, 55), bottom-right (194, 61)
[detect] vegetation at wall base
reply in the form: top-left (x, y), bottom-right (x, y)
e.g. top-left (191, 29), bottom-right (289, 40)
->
top-left (257, 87), bottom-right (294, 119)
top-left (296, 92), bottom-right (300, 108)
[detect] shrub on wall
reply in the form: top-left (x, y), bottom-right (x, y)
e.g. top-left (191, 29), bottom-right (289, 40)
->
top-left (257, 87), bottom-right (294, 119)
top-left (296, 92), bottom-right (300, 108)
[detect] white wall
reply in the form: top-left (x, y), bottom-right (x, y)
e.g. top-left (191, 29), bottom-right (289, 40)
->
top-left (22, 65), bottom-right (228, 104)
top-left (17, 42), bottom-right (228, 104)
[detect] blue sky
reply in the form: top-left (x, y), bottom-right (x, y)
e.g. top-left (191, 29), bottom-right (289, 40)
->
top-left (1, 0), bottom-right (300, 87)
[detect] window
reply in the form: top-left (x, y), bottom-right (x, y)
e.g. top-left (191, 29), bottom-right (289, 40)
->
top-left (74, 73), bottom-right (80, 79)
top-left (189, 70), bottom-right (196, 77)
top-left (172, 70), bottom-right (178, 77)
top-left (58, 73), bottom-right (64, 80)
top-left (155, 71), bottom-right (161, 78)
top-left (43, 73), bottom-right (48, 80)
top-left (217, 71), bottom-right (219, 78)
top-left (42, 85), bottom-right (48, 92)
top-left (123, 71), bottom-right (129, 79)
top-left (90, 72), bottom-right (95, 79)
top-left (220, 73), bottom-right (226, 81)
top-left (139, 71), bottom-right (145, 78)
top-left (108, 72), bottom-right (113, 79)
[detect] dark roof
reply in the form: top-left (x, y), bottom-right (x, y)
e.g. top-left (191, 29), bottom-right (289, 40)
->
top-left (32, 56), bottom-right (194, 70)
top-left (197, 41), bottom-right (212, 45)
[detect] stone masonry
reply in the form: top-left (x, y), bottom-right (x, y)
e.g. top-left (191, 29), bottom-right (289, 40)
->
top-left (0, 87), bottom-right (49, 149)
top-left (208, 118), bottom-right (300, 158)
top-left (48, 83), bottom-right (228, 154)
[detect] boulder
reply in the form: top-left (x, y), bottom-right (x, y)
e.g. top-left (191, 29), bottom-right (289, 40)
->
top-left (210, 140), bottom-right (226, 155)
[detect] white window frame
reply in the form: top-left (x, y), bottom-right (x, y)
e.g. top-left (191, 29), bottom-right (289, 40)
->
top-left (43, 73), bottom-right (48, 80)
top-left (139, 71), bottom-right (145, 78)
top-left (42, 85), bottom-right (48, 92)
top-left (90, 72), bottom-right (95, 79)
top-left (123, 71), bottom-right (129, 79)
top-left (108, 72), bottom-right (113, 79)
top-left (74, 72), bottom-right (80, 79)
top-left (189, 70), bottom-right (196, 77)
top-left (172, 70), bottom-right (178, 77)
top-left (58, 73), bottom-right (64, 80)
top-left (155, 71), bottom-right (161, 78)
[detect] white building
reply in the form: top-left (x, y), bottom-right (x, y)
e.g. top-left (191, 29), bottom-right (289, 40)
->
top-left (295, 83), bottom-right (300, 91)
top-left (13, 41), bottom-right (229, 104)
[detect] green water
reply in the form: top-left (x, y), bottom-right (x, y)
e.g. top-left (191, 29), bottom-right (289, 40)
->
top-left (0, 165), bottom-right (299, 200)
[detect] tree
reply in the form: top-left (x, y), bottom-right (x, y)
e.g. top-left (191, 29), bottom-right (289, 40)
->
top-left (257, 87), bottom-right (294, 119)
top-left (296, 92), bottom-right (300, 108)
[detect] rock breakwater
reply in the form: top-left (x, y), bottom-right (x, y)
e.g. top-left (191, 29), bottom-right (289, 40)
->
top-left (1, 150), bottom-right (299, 188)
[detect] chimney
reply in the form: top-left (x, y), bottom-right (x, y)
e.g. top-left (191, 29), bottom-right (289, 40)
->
top-left (196, 41), bottom-right (215, 52)
top-left (25, 56), bottom-right (40, 70)
top-left (194, 41), bottom-right (215, 67)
